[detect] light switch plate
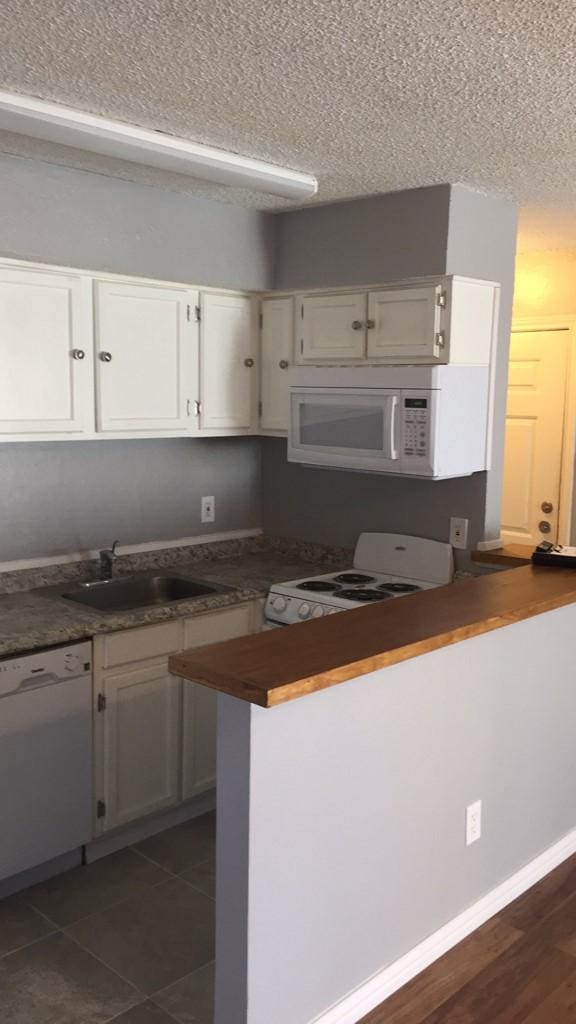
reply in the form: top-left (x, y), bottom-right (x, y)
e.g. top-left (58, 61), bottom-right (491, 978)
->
top-left (201, 496), bottom-right (215, 523)
top-left (450, 517), bottom-right (469, 550)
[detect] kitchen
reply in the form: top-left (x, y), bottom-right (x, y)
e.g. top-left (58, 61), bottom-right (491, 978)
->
top-left (0, 5), bottom-right (575, 1024)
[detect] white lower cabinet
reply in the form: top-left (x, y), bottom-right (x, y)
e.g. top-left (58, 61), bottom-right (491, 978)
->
top-left (93, 602), bottom-right (258, 833)
top-left (181, 602), bottom-right (255, 799)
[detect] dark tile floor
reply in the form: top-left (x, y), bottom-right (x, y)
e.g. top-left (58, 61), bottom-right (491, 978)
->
top-left (0, 811), bottom-right (216, 1024)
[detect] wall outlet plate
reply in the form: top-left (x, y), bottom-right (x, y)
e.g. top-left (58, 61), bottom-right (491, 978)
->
top-left (201, 496), bottom-right (215, 523)
top-left (466, 800), bottom-right (482, 846)
top-left (450, 517), bottom-right (469, 550)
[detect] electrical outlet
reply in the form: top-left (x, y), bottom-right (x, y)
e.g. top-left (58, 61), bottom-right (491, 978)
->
top-left (450, 516), bottom-right (469, 550)
top-left (201, 496), bottom-right (215, 524)
top-left (466, 800), bottom-right (482, 846)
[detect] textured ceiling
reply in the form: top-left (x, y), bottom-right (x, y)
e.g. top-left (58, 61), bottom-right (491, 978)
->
top-left (1, 0), bottom-right (576, 242)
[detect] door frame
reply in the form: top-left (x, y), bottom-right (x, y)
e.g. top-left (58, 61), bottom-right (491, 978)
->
top-left (510, 316), bottom-right (576, 544)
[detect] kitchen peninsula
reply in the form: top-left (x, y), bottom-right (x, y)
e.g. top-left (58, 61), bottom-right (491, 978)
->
top-left (171, 565), bottom-right (576, 1024)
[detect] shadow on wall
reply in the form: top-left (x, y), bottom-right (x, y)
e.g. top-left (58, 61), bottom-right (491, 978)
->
top-left (260, 438), bottom-right (487, 552)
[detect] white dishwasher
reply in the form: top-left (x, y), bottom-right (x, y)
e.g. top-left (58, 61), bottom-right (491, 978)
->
top-left (0, 641), bottom-right (93, 881)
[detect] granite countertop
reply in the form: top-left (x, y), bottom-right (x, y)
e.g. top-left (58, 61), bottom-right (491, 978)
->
top-left (0, 537), bottom-right (349, 658)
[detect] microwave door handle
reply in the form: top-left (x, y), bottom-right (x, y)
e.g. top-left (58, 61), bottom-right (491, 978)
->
top-left (386, 396), bottom-right (399, 460)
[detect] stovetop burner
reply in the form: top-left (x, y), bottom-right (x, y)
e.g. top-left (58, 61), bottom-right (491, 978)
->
top-left (297, 580), bottom-right (341, 592)
top-left (333, 573), bottom-right (376, 585)
top-left (378, 582), bottom-right (422, 593)
top-left (338, 589), bottom-right (391, 602)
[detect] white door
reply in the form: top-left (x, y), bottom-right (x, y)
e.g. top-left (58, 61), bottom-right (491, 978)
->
top-left (501, 329), bottom-right (569, 546)
top-left (0, 266), bottom-right (93, 434)
top-left (95, 281), bottom-right (197, 433)
top-left (200, 293), bottom-right (257, 430)
top-left (298, 293), bottom-right (366, 363)
top-left (100, 661), bottom-right (181, 830)
top-left (260, 297), bottom-right (293, 432)
top-left (367, 286), bottom-right (444, 362)
top-left (182, 603), bottom-right (254, 799)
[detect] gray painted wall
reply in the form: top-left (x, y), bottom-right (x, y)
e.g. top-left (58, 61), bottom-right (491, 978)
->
top-left (274, 184), bottom-right (451, 290)
top-left (0, 154), bottom-right (274, 291)
top-left (217, 603), bottom-right (576, 1023)
top-left (446, 187), bottom-right (518, 540)
top-left (261, 437), bottom-right (486, 549)
top-left (264, 184), bottom-right (517, 550)
top-left (0, 438), bottom-right (261, 561)
top-left (0, 154), bottom-right (272, 560)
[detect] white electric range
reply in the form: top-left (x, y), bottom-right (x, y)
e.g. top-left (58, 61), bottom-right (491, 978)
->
top-left (264, 532), bottom-right (454, 628)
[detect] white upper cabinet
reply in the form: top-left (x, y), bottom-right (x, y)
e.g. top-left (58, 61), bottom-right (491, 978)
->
top-left (367, 285), bottom-right (444, 361)
top-left (0, 266), bottom-right (93, 435)
top-left (95, 281), bottom-right (197, 433)
top-left (298, 293), bottom-right (366, 363)
top-left (260, 297), bottom-right (293, 433)
top-left (199, 293), bottom-right (257, 431)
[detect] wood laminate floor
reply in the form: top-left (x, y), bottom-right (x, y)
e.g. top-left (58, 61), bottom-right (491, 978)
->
top-left (361, 852), bottom-right (576, 1024)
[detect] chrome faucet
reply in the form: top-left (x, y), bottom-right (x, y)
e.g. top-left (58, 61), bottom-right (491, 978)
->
top-left (98, 540), bottom-right (119, 581)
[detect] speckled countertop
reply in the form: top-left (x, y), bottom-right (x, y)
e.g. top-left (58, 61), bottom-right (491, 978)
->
top-left (0, 537), bottom-right (349, 658)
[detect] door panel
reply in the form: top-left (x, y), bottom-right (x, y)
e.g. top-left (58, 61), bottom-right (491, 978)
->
top-left (101, 661), bottom-right (180, 830)
top-left (200, 293), bottom-right (256, 430)
top-left (95, 281), bottom-right (196, 432)
top-left (299, 293), bottom-right (366, 362)
top-left (0, 267), bottom-right (93, 434)
top-left (182, 604), bottom-right (254, 798)
top-left (501, 330), bottom-right (568, 545)
top-left (367, 286), bottom-right (442, 362)
top-left (260, 297), bottom-right (293, 432)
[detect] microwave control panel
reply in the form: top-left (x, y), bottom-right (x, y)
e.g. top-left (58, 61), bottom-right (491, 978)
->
top-left (402, 395), bottom-right (430, 459)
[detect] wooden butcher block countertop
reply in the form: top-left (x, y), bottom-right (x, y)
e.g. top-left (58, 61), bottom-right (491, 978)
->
top-left (169, 565), bottom-right (576, 708)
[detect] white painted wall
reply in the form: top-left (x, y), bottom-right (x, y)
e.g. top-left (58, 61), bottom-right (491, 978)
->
top-left (216, 603), bottom-right (576, 1023)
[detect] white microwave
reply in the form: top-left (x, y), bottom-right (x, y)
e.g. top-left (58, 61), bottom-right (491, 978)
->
top-left (288, 365), bottom-right (491, 478)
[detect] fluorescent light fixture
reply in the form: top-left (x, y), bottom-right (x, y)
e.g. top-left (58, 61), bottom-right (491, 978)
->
top-left (0, 90), bottom-right (318, 201)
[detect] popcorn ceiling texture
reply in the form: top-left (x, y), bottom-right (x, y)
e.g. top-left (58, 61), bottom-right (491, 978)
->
top-left (0, 0), bottom-right (575, 228)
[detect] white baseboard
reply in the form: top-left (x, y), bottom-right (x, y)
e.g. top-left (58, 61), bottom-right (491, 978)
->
top-left (0, 528), bottom-right (263, 574)
top-left (311, 826), bottom-right (576, 1024)
top-left (475, 537), bottom-right (504, 552)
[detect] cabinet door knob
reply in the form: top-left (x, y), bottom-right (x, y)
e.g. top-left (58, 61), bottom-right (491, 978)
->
top-left (541, 501), bottom-right (554, 514)
top-left (244, 357), bottom-right (255, 367)
top-left (99, 351), bottom-right (113, 363)
top-left (539, 520), bottom-right (552, 534)
top-left (352, 320), bottom-right (364, 330)
top-left (279, 359), bottom-right (289, 369)
top-left (366, 319), bottom-right (375, 330)
top-left (71, 348), bottom-right (85, 360)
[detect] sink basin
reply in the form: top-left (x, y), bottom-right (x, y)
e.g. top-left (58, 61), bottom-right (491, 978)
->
top-left (53, 572), bottom-right (228, 613)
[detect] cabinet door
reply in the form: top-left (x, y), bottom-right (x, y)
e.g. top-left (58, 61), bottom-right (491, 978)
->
top-left (182, 603), bottom-right (255, 799)
top-left (95, 281), bottom-right (197, 432)
top-left (0, 266), bottom-right (93, 434)
top-left (367, 286), bottom-right (443, 362)
top-left (200, 293), bottom-right (257, 430)
top-left (260, 297), bottom-right (293, 432)
top-left (298, 293), bottom-right (366, 363)
top-left (99, 661), bottom-right (181, 831)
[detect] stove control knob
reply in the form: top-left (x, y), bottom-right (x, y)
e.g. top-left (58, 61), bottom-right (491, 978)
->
top-left (271, 596), bottom-right (288, 612)
top-left (298, 602), bottom-right (311, 620)
top-left (312, 605), bottom-right (324, 618)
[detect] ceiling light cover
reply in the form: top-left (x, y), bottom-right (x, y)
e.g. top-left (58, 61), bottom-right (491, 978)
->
top-left (0, 90), bottom-right (318, 200)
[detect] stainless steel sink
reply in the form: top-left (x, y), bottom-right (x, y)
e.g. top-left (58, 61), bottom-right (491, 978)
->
top-left (42, 572), bottom-right (230, 614)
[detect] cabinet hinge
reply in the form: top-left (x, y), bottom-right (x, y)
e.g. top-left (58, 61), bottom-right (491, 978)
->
top-left (435, 330), bottom-right (446, 349)
top-left (259, 311), bottom-right (263, 329)
top-left (96, 799), bottom-right (106, 819)
top-left (97, 693), bottom-right (106, 712)
top-left (301, 304), bottom-right (304, 319)
top-left (258, 399), bottom-right (263, 417)
top-left (195, 304), bottom-right (201, 322)
top-left (437, 290), bottom-right (447, 308)
top-left (300, 338), bottom-right (304, 354)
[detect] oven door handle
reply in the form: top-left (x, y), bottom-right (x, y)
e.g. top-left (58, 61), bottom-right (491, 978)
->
top-left (386, 395), bottom-right (399, 461)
